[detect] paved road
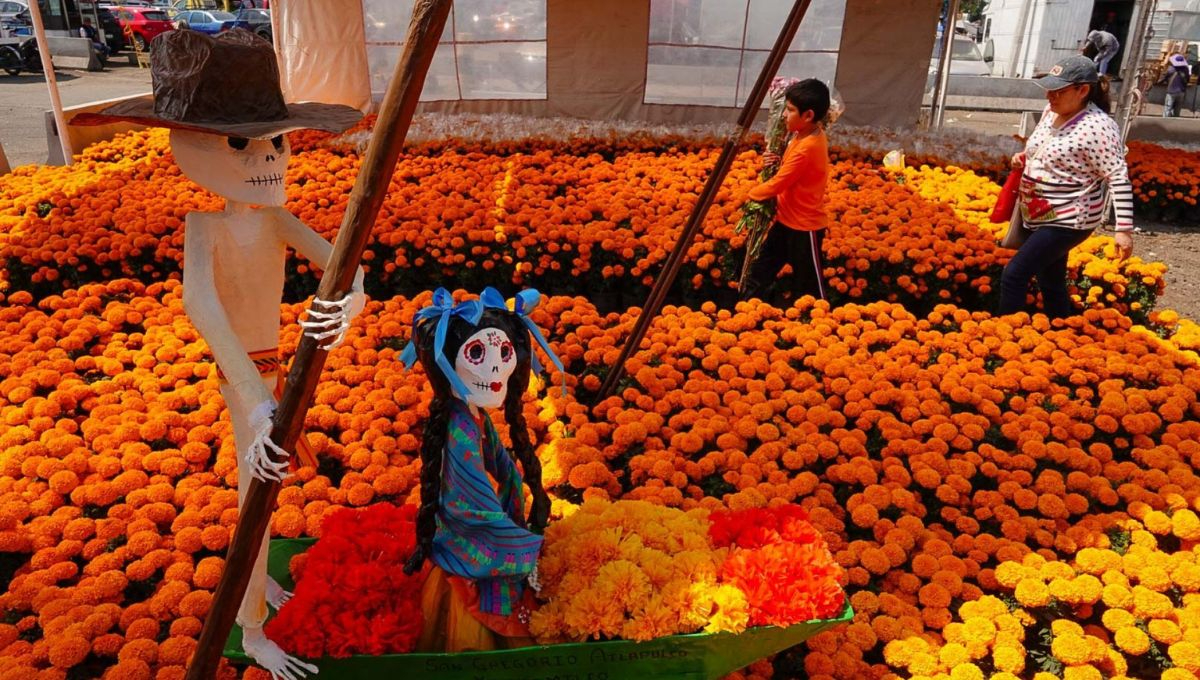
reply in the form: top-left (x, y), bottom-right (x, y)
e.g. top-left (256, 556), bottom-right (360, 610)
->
top-left (0, 56), bottom-right (151, 169)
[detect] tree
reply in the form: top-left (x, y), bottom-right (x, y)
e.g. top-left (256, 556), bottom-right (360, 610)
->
top-left (943, 0), bottom-right (990, 24)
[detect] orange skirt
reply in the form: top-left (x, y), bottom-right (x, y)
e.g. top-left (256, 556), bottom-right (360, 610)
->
top-left (417, 566), bottom-right (536, 653)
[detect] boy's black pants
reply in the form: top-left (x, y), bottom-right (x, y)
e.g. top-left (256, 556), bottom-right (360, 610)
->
top-left (739, 222), bottom-right (827, 303)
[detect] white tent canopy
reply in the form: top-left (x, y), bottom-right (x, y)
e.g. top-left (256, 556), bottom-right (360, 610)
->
top-left (273, 0), bottom-right (941, 128)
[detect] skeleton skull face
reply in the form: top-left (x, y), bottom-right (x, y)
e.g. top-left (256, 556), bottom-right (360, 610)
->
top-left (169, 129), bottom-right (290, 206)
top-left (454, 327), bottom-right (516, 410)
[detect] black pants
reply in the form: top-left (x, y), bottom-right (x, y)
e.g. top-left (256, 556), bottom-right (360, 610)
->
top-left (998, 225), bottom-right (1092, 319)
top-left (740, 223), bottom-right (827, 302)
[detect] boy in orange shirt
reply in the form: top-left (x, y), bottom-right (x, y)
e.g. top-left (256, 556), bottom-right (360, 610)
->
top-left (739, 79), bottom-right (831, 303)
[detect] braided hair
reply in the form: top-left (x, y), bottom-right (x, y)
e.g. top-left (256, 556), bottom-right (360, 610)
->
top-left (403, 306), bottom-right (549, 575)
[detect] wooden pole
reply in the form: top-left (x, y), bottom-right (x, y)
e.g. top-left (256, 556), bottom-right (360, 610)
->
top-left (184, 2), bottom-right (453, 677)
top-left (929, 0), bottom-right (961, 130)
top-left (593, 0), bottom-right (814, 405)
top-left (26, 0), bottom-right (73, 165)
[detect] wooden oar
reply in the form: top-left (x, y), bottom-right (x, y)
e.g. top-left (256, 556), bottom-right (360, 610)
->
top-left (185, 2), bottom-right (453, 677)
top-left (593, 0), bottom-right (814, 405)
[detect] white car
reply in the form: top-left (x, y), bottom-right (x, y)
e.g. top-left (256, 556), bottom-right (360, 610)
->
top-left (931, 35), bottom-right (994, 77)
top-left (0, 0), bottom-right (27, 24)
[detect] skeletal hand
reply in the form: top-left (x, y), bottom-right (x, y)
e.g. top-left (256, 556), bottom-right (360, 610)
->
top-left (300, 289), bottom-right (365, 350)
top-left (243, 626), bottom-right (318, 680)
top-left (246, 400), bottom-right (289, 483)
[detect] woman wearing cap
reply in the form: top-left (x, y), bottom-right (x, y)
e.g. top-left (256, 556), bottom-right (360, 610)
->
top-left (1000, 55), bottom-right (1135, 320)
top-left (1164, 54), bottom-right (1191, 118)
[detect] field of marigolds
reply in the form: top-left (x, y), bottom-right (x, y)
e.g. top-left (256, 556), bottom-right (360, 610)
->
top-left (1, 116), bottom-right (1200, 680)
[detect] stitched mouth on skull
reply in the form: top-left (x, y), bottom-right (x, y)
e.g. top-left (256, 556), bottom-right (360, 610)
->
top-left (245, 174), bottom-right (285, 186)
top-left (472, 381), bottom-right (504, 393)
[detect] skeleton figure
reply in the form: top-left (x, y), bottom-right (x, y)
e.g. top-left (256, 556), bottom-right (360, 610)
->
top-left (177, 129), bottom-right (364, 679)
top-left (71, 29), bottom-right (366, 680)
top-left (400, 288), bottom-right (563, 651)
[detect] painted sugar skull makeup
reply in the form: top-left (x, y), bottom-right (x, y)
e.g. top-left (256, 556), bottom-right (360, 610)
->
top-left (454, 327), bottom-right (517, 410)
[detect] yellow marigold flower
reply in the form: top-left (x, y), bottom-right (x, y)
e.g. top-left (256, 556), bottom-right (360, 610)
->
top-left (995, 562), bottom-right (1028, 589)
top-left (1173, 563), bottom-right (1200, 592)
top-left (909, 652), bottom-right (939, 676)
top-left (1022, 553), bottom-right (1048, 569)
top-left (1062, 666), bottom-right (1103, 680)
top-left (1102, 608), bottom-right (1137, 632)
top-left (1131, 529), bottom-right (1160, 548)
top-left (1049, 577), bottom-right (1075, 602)
top-left (1051, 633), bottom-right (1092, 665)
top-left (1140, 565), bottom-right (1173, 592)
top-left (1015, 579), bottom-right (1051, 608)
top-left (993, 643), bottom-right (1026, 674)
top-left (702, 584), bottom-right (749, 635)
top-left (962, 617), bottom-right (998, 645)
top-left (1076, 548), bottom-right (1122, 575)
top-left (1169, 641), bottom-right (1200, 672)
top-left (1115, 626), bottom-right (1152, 655)
top-left (1102, 569), bottom-right (1130, 587)
top-left (990, 674), bottom-right (1021, 680)
top-left (938, 642), bottom-right (970, 667)
top-left (1149, 619), bottom-right (1183, 645)
top-left (958, 595), bottom-right (1008, 620)
top-left (1042, 561), bottom-right (1076, 581)
top-left (1033, 673), bottom-right (1060, 680)
top-left (883, 639), bottom-right (916, 667)
top-left (1102, 583), bottom-right (1134, 609)
top-left (1164, 669), bottom-right (1199, 680)
top-left (1133, 585), bottom-right (1175, 619)
top-left (995, 614), bottom-right (1026, 640)
top-left (1051, 620), bottom-right (1085, 637)
top-left (948, 664), bottom-right (983, 680)
top-left (1073, 574), bottom-right (1103, 603)
top-left (1143, 510), bottom-right (1174, 534)
top-left (1105, 648), bottom-right (1129, 676)
top-left (1174, 510), bottom-right (1200, 541)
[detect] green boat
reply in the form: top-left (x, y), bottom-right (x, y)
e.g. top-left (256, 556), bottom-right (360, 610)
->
top-left (224, 539), bottom-right (853, 679)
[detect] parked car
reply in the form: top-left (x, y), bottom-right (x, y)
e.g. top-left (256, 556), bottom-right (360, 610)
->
top-left (230, 7), bottom-right (268, 40)
top-left (173, 9), bottom-right (234, 34)
top-left (0, 0), bottom-right (26, 25)
top-left (113, 5), bottom-right (172, 51)
top-left (167, 0), bottom-right (218, 19)
top-left (930, 34), bottom-right (994, 77)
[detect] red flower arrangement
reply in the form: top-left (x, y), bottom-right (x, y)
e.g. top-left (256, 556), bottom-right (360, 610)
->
top-left (265, 503), bottom-right (428, 658)
top-left (709, 505), bottom-right (846, 627)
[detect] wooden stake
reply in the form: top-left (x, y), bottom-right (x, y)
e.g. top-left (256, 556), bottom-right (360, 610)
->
top-left (593, 0), bottom-right (814, 405)
top-left (185, 2), bottom-right (453, 677)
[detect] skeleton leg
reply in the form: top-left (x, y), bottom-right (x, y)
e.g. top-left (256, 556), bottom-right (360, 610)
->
top-left (225, 379), bottom-right (314, 678)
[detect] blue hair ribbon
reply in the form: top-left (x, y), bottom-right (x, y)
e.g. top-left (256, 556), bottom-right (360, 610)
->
top-left (508, 289), bottom-right (566, 396)
top-left (401, 287), bottom-right (567, 399)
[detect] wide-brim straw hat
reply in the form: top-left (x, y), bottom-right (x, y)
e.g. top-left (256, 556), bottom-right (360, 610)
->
top-left (71, 29), bottom-right (362, 139)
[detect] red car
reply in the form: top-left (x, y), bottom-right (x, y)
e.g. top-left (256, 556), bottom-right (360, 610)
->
top-left (113, 6), bottom-right (174, 51)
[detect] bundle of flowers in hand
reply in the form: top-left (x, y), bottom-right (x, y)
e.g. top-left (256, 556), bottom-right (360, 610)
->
top-left (735, 76), bottom-right (798, 290)
top-left (265, 503), bottom-right (427, 658)
top-left (529, 498), bottom-right (847, 643)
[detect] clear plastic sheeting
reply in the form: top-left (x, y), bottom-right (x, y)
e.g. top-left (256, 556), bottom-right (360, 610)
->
top-left (362, 0), bottom-right (548, 101)
top-left (645, 0), bottom-right (845, 107)
top-left (273, 0), bottom-right (371, 112)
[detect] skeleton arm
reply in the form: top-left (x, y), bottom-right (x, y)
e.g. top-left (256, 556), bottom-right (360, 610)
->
top-left (182, 217), bottom-right (289, 482)
top-left (273, 209), bottom-right (366, 349)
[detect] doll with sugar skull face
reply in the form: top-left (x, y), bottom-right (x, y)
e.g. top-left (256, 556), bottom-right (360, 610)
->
top-left (74, 29), bottom-right (366, 679)
top-left (399, 287), bottom-right (562, 652)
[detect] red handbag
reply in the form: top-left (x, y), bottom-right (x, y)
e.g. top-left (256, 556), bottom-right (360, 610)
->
top-left (989, 169), bottom-right (1023, 223)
